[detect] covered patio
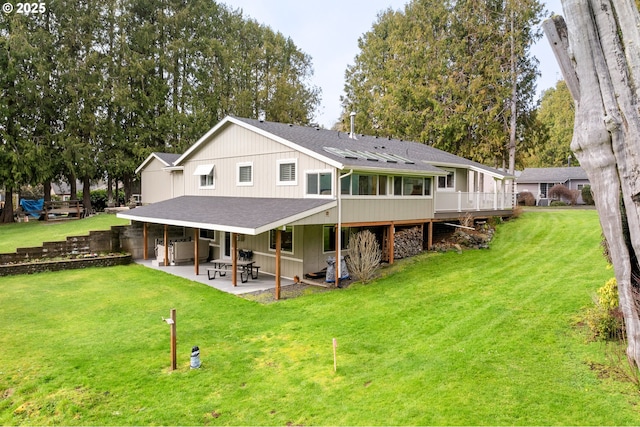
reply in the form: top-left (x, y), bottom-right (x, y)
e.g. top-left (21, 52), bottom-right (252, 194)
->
top-left (136, 259), bottom-right (296, 295)
top-left (118, 196), bottom-right (336, 299)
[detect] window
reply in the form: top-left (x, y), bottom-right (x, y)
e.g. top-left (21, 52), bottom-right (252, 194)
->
top-left (306, 171), bottom-right (332, 195)
top-left (438, 170), bottom-right (455, 190)
top-left (199, 229), bottom-right (215, 240)
top-left (351, 174), bottom-right (378, 195)
top-left (424, 177), bottom-right (432, 196)
top-left (323, 226), bottom-right (351, 252)
top-left (237, 162), bottom-right (253, 186)
top-left (393, 176), bottom-right (432, 196)
top-left (277, 160), bottom-right (297, 185)
top-left (193, 164), bottom-right (215, 188)
top-left (269, 226), bottom-right (293, 253)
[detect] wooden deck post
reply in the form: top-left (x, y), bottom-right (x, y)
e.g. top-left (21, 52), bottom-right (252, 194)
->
top-left (170, 308), bottom-right (177, 371)
top-left (194, 228), bottom-right (200, 275)
top-left (231, 233), bottom-right (238, 287)
top-left (143, 223), bottom-right (148, 260)
top-left (428, 221), bottom-right (433, 250)
top-left (275, 228), bottom-right (281, 300)
top-left (163, 225), bottom-right (169, 266)
top-left (388, 223), bottom-right (395, 265)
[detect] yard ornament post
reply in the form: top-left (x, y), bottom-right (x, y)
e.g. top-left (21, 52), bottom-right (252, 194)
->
top-left (543, 0), bottom-right (640, 366)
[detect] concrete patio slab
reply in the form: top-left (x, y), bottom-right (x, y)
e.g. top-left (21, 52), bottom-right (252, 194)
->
top-left (136, 259), bottom-right (295, 295)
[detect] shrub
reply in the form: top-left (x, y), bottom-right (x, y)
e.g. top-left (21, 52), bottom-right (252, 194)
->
top-left (549, 184), bottom-right (579, 205)
top-left (346, 230), bottom-right (381, 283)
top-left (583, 278), bottom-right (624, 341)
top-left (550, 200), bottom-right (568, 207)
top-left (582, 185), bottom-right (595, 205)
top-left (85, 190), bottom-right (125, 212)
top-left (517, 191), bottom-right (536, 206)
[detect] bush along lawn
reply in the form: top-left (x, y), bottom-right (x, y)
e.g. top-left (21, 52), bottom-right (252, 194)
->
top-left (1, 210), bottom-right (639, 425)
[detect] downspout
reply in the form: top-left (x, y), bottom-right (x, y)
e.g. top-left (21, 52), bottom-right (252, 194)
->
top-left (336, 168), bottom-right (354, 283)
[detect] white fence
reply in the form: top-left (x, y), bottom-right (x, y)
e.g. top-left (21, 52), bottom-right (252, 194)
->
top-left (435, 191), bottom-right (515, 213)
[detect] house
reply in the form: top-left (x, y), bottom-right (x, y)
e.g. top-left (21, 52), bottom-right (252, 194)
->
top-left (136, 153), bottom-right (182, 204)
top-left (118, 116), bottom-right (515, 290)
top-left (516, 167), bottom-right (590, 205)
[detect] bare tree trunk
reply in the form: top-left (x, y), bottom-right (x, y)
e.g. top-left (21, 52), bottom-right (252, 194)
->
top-left (544, 0), bottom-right (640, 365)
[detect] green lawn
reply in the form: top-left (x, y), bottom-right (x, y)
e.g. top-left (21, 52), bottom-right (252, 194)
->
top-left (0, 214), bottom-right (130, 253)
top-left (1, 210), bottom-right (639, 425)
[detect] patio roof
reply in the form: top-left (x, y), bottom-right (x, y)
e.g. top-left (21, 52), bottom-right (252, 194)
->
top-left (117, 196), bottom-right (336, 235)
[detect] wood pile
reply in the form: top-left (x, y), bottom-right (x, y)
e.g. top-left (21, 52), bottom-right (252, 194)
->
top-left (394, 227), bottom-right (423, 259)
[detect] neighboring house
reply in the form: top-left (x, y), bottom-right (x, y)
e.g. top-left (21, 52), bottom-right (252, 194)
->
top-left (517, 167), bottom-right (590, 205)
top-left (118, 116), bottom-right (515, 284)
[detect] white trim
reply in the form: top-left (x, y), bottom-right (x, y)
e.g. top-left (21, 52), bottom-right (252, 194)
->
top-left (117, 200), bottom-right (337, 236)
top-left (175, 116), bottom-right (344, 169)
top-left (136, 153), bottom-right (175, 174)
top-left (277, 158), bottom-right (298, 186)
top-left (236, 162), bottom-right (253, 186)
top-left (437, 168), bottom-right (456, 192)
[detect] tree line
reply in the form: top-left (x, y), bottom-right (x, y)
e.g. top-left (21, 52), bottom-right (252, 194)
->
top-left (0, 0), bottom-right (320, 222)
top-left (340, 0), bottom-right (545, 172)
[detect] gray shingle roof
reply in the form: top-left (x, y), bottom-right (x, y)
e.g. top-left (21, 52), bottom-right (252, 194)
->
top-left (231, 117), bottom-right (509, 178)
top-left (118, 196), bottom-right (335, 235)
top-left (517, 167), bottom-right (588, 183)
top-left (153, 152), bottom-right (181, 166)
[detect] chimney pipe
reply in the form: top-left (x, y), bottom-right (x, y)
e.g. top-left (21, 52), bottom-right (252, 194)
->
top-left (349, 111), bottom-right (356, 139)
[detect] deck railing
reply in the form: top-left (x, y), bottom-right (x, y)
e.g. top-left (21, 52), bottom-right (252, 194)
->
top-left (435, 191), bottom-right (515, 213)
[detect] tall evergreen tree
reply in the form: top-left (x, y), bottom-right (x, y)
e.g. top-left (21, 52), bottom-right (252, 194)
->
top-left (341, 0), bottom-right (544, 169)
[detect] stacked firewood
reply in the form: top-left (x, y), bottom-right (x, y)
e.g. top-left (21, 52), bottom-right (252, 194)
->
top-left (394, 227), bottom-right (423, 259)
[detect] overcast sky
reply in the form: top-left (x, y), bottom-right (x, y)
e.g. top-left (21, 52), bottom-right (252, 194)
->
top-left (223, 0), bottom-right (564, 129)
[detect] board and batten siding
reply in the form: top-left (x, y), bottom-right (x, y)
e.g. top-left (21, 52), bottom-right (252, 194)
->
top-left (182, 124), bottom-right (333, 198)
top-left (141, 158), bottom-right (176, 204)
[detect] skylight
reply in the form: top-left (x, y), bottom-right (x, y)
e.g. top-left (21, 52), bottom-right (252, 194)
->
top-left (323, 147), bottom-right (414, 164)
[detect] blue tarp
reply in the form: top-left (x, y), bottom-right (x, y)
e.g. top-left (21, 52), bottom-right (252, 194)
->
top-left (20, 199), bottom-right (44, 218)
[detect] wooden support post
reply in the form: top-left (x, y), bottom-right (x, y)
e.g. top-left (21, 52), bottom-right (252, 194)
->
top-left (428, 221), bottom-right (433, 250)
top-left (275, 229), bottom-right (281, 300)
top-left (194, 228), bottom-right (200, 275)
top-left (334, 225), bottom-right (340, 284)
top-left (333, 338), bottom-right (338, 372)
top-left (388, 223), bottom-right (395, 265)
top-left (231, 233), bottom-right (238, 287)
top-left (170, 308), bottom-right (177, 371)
top-left (143, 223), bottom-right (149, 260)
top-left (163, 225), bottom-right (169, 267)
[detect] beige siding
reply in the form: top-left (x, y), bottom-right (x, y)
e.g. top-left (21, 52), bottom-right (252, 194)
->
top-left (341, 198), bottom-right (434, 223)
top-left (140, 158), bottom-right (174, 204)
top-left (182, 125), bottom-right (333, 198)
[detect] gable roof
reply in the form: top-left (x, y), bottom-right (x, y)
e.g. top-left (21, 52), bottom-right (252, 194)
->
top-left (136, 152), bottom-right (182, 174)
top-left (176, 116), bottom-right (511, 179)
top-left (118, 196), bottom-right (336, 235)
top-left (517, 167), bottom-right (588, 184)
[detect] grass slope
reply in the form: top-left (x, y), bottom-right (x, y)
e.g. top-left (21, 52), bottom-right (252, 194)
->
top-left (1, 210), bottom-right (639, 425)
top-left (0, 214), bottom-right (130, 253)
